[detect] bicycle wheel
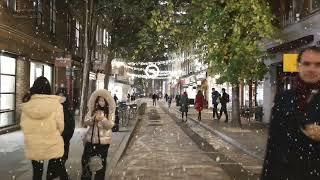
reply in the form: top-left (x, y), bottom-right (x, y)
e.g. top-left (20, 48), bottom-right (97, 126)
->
top-left (123, 108), bottom-right (129, 126)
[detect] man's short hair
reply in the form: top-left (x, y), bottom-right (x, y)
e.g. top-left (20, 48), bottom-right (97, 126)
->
top-left (297, 46), bottom-right (320, 63)
top-left (222, 88), bottom-right (225, 91)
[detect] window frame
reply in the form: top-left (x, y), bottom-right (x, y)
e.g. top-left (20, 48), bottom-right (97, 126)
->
top-left (75, 21), bottom-right (80, 48)
top-left (49, 0), bottom-right (57, 34)
top-left (0, 54), bottom-right (16, 128)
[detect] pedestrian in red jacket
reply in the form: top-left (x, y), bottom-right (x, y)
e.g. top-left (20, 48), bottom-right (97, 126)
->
top-left (195, 90), bottom-right (205, 121)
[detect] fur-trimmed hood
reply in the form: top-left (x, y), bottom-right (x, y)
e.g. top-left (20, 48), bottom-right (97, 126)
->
top-left (87, 89), bottom-right (116, 115)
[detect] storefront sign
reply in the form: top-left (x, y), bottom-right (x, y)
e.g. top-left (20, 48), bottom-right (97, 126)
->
top-left (283, 54), bottom-right (298, 72)
top-left (55, 57), bottom-right (72, 67)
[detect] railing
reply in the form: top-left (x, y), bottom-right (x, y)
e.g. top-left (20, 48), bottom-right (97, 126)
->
top-left (280, 8), bottom-right (320, 28)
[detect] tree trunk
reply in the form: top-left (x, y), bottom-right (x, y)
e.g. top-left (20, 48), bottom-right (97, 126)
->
top-left (249, 80), bottom-right (253, 108)
top-left (254, 81), bottom-right (258, 106)
top-left (79, 0), bottom-right (93, 126)
top-left (104, 50), bottom-right (114, 90)
top-left (231, 85), bottom-right (241, 127)
top-left (240, 81), bottom-right (244, 107)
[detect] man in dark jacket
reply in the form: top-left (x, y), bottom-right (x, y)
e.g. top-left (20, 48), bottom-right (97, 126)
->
top-left (211, 88), bottom-right (220, 120)
top-left (152, 93), bottom-right (157, 106)
top-left (48, 88), bottom-right (75, 179)
top-left (218, 88), bottom-right (230, 122)
top-left (261, 46), bottom-right (320, 180)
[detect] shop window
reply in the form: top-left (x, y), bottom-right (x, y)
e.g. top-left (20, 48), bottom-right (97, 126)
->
top-left (30, 62), bottom-right (52, 87)
top-left (0, 55), bottom-right (16, 128)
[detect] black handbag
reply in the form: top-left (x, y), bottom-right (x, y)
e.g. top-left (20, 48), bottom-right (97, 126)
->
top-left (88, 118), bottom-right (103, 174)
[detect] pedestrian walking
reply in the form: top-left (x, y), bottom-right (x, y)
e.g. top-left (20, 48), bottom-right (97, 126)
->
top-left (195, 90), bottom-right (205, 121)
top-left (152, 93), bottom-right (157, 106)
top-left (262, 46), bottom-right (320, 180)
top-left (46, 88), bottom-right (75, 179)
top-left (20, 76), bottom-right (68, 180)
top-left (211, 88), bottom-right (220, 120)
top-left (114, 94), bottom-right (118, 104)
top-left (165, 93), bottom-right (168, 102)
top-left (218, 88), bottom-right (230, 122)
top-left (81, 89), bottom-right (116, 180)
top-left (180, 92), bottom-right (189, 122)
top-left (175, 94), bottom-right (181, 106)
top-left (168, 95), bottom-right (172, 108)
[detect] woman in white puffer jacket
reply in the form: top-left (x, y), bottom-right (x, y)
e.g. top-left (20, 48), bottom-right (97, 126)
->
top-left (81, 89), bottom-right (116, 180)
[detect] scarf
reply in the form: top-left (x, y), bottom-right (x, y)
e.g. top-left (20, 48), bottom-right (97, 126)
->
top-left (296, 76), bottom-right (320, 112)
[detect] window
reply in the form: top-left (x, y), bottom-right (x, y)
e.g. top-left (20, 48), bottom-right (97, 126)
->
top-left (30, 62), bottom-right (52, 88)
top-left (49, 0), bottom-right (56, 34)
top-left (75, 21), bottom-right (80, 48)
top-left (67, 14), bottom-right (71, 45)
top-left (34, 0), bottom-right (43, 26)
top-left (103, 31), bottom-right (111, 47)
top-left (312, 0), bottom-right (320, 12)
top-left (0, 55), bottom-right (16, 128)
top-left (6, 0), bottom-right (16, 11)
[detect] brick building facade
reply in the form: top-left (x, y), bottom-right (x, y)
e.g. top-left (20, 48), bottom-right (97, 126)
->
top-left (0, 0), bottom-right (85, 133)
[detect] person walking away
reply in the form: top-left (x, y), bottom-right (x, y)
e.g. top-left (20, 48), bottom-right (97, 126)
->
top-left (81, 89), bottom-right (116, 180)
top-left (20, 76), bottom-right (68, 180)
top-left (261, 46), bottom-right (320, 180)
top-left (180, 92), bottom-right (189, 122)
top-left (165, 93), bottom-right (168, 102)
top-left (211, 88), bottom-right (220, 120)
top-left (175, 94), bottom-right (181, 106)
top-left (218, 88), bottom-right (230, 123)
top-left (114, 94), bottom-right (118, 104)
top-left (168, 95), bottom-right (172, 108)
top-left (46, 88), bottom-right (75, 179)
top-left (195, 90), bottom-right (205, 121)
top-left (152, 93), bottom-right (157, 106)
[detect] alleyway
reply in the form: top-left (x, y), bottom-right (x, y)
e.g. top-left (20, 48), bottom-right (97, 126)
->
top-left (111, 101), bottom-right (232, 180)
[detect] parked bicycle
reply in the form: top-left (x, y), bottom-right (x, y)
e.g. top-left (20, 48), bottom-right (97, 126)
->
top-left (128, 104), bottom-right (138, 120)
top-left (118, 102), bottom-right (129, 127)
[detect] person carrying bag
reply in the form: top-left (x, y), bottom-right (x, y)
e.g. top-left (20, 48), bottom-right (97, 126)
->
top-left (81, 89), bottom-right (116, 180)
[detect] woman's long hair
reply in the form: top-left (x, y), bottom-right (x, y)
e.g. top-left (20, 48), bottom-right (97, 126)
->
top-left (197, 90), bottom-right (203, 96)
top-left (23, 76), bottom-right (52, 102)
top-left (93, 96), bottom-right (109, 117)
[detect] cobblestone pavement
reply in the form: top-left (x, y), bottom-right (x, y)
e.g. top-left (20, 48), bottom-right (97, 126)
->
top-left (166, 102), bottom-right (266, 176)
top-left (110, 101), bottom-right (231, 180)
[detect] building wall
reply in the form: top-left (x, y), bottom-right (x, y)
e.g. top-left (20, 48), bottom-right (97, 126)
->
top-left (0, 0), bottom-right (86, 132)
top-left (15, 57), bottom-right (30, 120)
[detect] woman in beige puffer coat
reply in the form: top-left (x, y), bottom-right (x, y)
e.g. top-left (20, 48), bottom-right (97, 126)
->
top-left (20, 76), bottom-right (69, 180)
top-left (81, 89), bottom-right (116, 180)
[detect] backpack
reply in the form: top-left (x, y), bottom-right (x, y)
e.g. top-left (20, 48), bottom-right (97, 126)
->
top-left (225, 94), bottom-right (230, 103)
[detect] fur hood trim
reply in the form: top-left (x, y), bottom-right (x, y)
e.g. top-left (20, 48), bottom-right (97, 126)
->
top-left (87, 89), bottom-right (116, 115)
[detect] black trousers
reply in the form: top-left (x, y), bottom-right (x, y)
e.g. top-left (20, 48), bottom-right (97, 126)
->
top-left (182, 111), bottom-right (188, 119)
top-left (31, 156), bottom-right (69, 180)
top-left (81, 142), bottom-right (110, 180)
top-left (153, 100), bottom-right (157, 106)
top-left (219, 104), bottom-right (228, 121)
top-left (46, 143), bottom-right (70, 179)
top-left (198, 111), bottom-right (202, 121)
top-left (212, 104), bottom-right (219, 119)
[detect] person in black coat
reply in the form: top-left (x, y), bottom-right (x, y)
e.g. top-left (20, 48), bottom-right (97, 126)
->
top-left (262, 46), bottom-right (320, 180)
top-left (47, 87), bottom-right (75, 179)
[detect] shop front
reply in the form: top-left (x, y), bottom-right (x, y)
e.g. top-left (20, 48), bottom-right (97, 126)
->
top-left (0, 54), bottom-right (16, 128)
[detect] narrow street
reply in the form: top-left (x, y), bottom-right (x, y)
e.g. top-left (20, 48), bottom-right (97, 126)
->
top-left (110, 100), bottom-right (257, 180)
